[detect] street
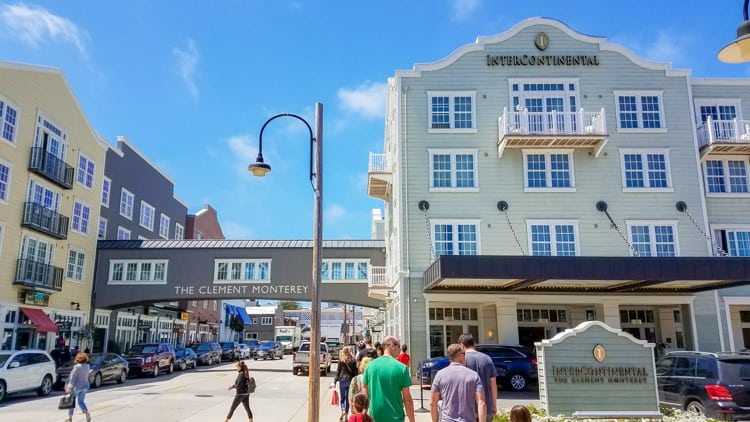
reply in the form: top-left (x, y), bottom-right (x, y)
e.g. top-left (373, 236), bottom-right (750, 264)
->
top-left (0, 356), bottom-right (540, 421)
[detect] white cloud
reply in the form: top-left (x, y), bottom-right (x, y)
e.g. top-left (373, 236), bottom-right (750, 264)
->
top-left (226, 134), bottom-right (259, 178)
top-left (644, 32), bottom-right (683, 64)
top-left (451, 0), bottom-right (480, 22)
top-left (325, 204), bottom-right (347, 222)
top-left (338, 82), bottom-right (386, 119)
top-left (172, 39), bottom-right (200, 100)
top-left (0, 3), bottom-right (88, 56)
top-left (221, 220), bottom-right (254, 240)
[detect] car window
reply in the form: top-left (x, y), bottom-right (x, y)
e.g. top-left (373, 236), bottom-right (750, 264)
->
top-left (11, 353), bottom-right (32, 367)
top-left (29, 353), bottom-right (51, 364)
top-left (299, 343), bottom-right (310, 352)
top-left (655, 357), bottom-right (676, 376)
top-left (0, 353), bottom-right (10, 367)
top-left (696, 358), bottom-right (717, 378)
top-left (196, 344), bottom-right (212, 351)
top-left (673, 357), bottom-right (696, 377)
top-left (128, 345), bottom-right (157, 354)
top-left (718, 359), bottom-right (750, 380)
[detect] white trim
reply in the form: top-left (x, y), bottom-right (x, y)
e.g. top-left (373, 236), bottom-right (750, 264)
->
top-left (703, 156), bottom-right (750, 195)
top-left (0, 156), bottom-right (11, 204)
top-left (70, 198), bottom-right (92, 236)
top-left (119, 188), bottom-right (134, 220)
top-left (321, 259), bottom-right (371, 281)
top-left (159, 213), bottom-right (170, 239)
top-left (116, 226), bottom-right (131, 240)
top-left (76, 152), bottom-right (96, 190)
top-left (65, 247), bottom-right (86, 282)
top-left (613, 90), bottom-right (666, 132)
top-left (624, 220), bottom-right (681, 257)
top-left (426, 91), bottom-right (477, 132)
top-left (101, 176), bottom-right (111, 207)
top-left (0, 92), bottom-right (20, 145)
top-left (139, 200), bottom-right (155, 231)
top-left (525, 219), bottom-right (581, 256)
top-left (693, 98), bottom-right (744, 122)
top-left (213, 259), bottom-right (272, 283)
top-left (618, 148), bottom-right (673, 191)
top-left (522, 149), bottom-right (576, 191)
top-left (427, 148), bottom-right (480, 192)
top-left (98, 217), bottom-right (107, 239)
top-left (430, 218), bottom-right (482, 255)
top-left (107, 259), bottom-right (169, 285)
top-left (175, 223), bottom-right (184, 240)
top-left (0, 222), bottom-right (5, 258)
top-left (537, 320), bottom-right (652, 348)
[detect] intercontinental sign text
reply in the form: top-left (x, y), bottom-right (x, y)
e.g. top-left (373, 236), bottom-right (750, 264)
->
top-left (487, 54), bottom-right (600, 66)
top-left (552, 366), bottom-right (648, 384)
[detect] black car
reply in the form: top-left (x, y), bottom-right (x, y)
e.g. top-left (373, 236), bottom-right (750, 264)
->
top-left (55, 353), bottom-right (128, 390)
top-left (254, 341), bottom-right (284, 360)
top-left (656, 351), bottom-right (750, 419)
top-left (245, 340), bottom-right (260, 358)
top-left (175, 347), bottom-right (198, 371)
top-left (220, 341), bottom-right (240, 361)
top-left (190, 342), bottom-right (222, 366)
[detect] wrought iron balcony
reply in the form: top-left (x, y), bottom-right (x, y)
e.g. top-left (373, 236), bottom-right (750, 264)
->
top-left (28, 147), bottom-right (75, 189)
top-left (697, 117), bottom-right (750, 158)
top-left (498, 107), bottom-right (609, 158)
top-left (21, 202), bottom-right (69, 239)
top-left (14, 258), bottom-right (63, 292)
top-left (367, 153), bottom-right (392, 200)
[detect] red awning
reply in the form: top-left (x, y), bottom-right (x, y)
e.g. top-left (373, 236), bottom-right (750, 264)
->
top-left (19, 307), bottom-right (58, 333)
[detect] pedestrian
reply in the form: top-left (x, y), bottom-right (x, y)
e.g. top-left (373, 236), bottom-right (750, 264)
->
top-left (509, 404), bottom-right (532, 422)
top-left (397, 344), bottom-right (410, 366)
top-left (356, 337), bottom-right (375, 365)
top-left (349, 355), bottom-right (373, 400)
top-left (374, 342), bottom-right (384, 357)
top-left (65, 352), bottom-right (91, 422)
top-left (430, 343), bottom-right (486, 422)
top-left (348, 393), bottom-right (374, 422)
top-left (225, 360), bottom-right (253, 422)
top-left (362, 336), bottom-right (415, 422)
top-left (459, 333), bottom-right (498, 422)
top-left (61, 346), bottom-right (72, 364)
top-left (71, 345), bottom-right (80, 358)
top-left (334, 347), bottom-right (358, 421)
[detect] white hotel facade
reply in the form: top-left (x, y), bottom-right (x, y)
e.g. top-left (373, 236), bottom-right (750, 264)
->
top-left (367, 18), bottom-right (750, 363)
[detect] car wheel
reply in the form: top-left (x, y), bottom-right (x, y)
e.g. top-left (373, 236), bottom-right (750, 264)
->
top-left (686, 400), bottom-right (705, 416)
top-left (118, 370), bottom-right (127, 384)
top-left (93, 372), bottom-right (102, 388)
top-left (152, 365), bottom-right (160, 378)
top-left (506, 373), bottom-right (528, 392)
top-left (180, 361), bottom-right (187, 371)
top-left (0, 380), bottom-right (6, 402)
top-left (37, 375), bottom-right (53, 396)
top-left (168, 361), bottom-right (174, 374)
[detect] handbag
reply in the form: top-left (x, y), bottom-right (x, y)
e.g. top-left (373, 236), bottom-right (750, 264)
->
top-left (331, 388), bottom-right (339, 406)
top-left (58, 394), bottom-right (76, 410)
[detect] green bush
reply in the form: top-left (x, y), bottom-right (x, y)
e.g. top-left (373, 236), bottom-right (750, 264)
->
top-left (490, 404), bottom-right (719, 422)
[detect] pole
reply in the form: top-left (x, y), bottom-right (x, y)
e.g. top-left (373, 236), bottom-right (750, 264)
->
top-left (308, 102), bottom-right (323, 422)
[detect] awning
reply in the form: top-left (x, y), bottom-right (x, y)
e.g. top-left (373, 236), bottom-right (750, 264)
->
top-left (225, 304), bottom-right (238, 316)
top-left (236, 307), bottom-right (252, 325)
top-left (19, 307), bottom-right (58, 333)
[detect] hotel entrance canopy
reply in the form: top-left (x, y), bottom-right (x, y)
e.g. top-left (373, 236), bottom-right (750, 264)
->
top-left (423, 255), bottom-right (750, 293)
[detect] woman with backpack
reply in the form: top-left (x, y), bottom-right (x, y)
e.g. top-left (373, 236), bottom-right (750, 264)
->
top-left (333, 347), bottom-right (358, 421)
top-left (225, 360), bottom-right (253, 422)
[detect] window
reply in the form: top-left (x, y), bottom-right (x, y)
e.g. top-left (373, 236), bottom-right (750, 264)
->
top-left (108, 259), bottom-right (168, 284)
top-left (71, 200), bottom-right (91, 235)
top-left (140, 201), bottom-right (155, 231)
top-left (322, 260), bottom-right (369, 280)
top-left (620, 150), bottom-right (672, 191)
top-left (704, 158), bottom-right (749, 194)
top-left (120, 189), bottom-right (134, 219)
top-left (175, 223), bottom-right (184, 240)
top-left (0, 159), bottom-right (10, 203)
top-left (213, 300), bottom-right (218, 311)
top-left (191, 300), bottom-right (197, 307)
top-left (67, 249), bottom-right (85, 281)
top-left (117, 226), bottom-right (131, 240)
top-left (28, 179), bottom-right (61, 211)
top-left (261, 317), bottom-right (273, 325)
top-left (0, 96), bottom-right (19, 144)
top-left (432, 220), bottom-right (480, 256)
top-left (427, 91), bottom-right (476, 132)
top-left (713, 227), bottom-right (750, 257)
top-left (614, 91), bottom-right (665, 130)
top-left (428, 149), bottom-right (478, 191)
top-left (527, 220), bottom-right (579, 256)
top-left (214, 259), bottom-right (272, 282)
top-left (627, 221), bottom-right (679, 257)
top-left (76, 153), bottom-right (95, 189)
top-left (159, 214), bottom-right (170, 238)
top-left (98, 218), bottom-right (107, 239)
top-left (101, 177), bottom-right (111, 206)
top-left (523, 150), bottom-right (575, 191)
top-left (203, 300), bottom-right (208, 309)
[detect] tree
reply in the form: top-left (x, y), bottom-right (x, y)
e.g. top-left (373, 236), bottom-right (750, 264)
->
top-left (230, 315), bottom-right (245, 334)
top-left (280, 301), bottom-right (300, 310)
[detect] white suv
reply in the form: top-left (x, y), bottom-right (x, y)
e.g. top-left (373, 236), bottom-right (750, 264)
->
top-left (0, 350), bottom-right (56, 402)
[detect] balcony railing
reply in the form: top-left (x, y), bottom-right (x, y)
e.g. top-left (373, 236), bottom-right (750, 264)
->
top-left (14, 258), bottom-right (64, 292)
top-left (369, 266), bottom-right (388, 287)
top-left (367, 153), bottom-right (392, 200)
top-left (21, 202), bottom-right (69, 239)
top-left (369, 153), bottom-right (386, 173)
top-left (698, 117), bottom-right (750, 146)
top-left (28, 147), bottom-right (75, 189)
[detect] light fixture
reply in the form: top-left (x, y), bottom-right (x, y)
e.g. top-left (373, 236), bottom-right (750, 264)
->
top-left (719, 0), bottom-right (750, 63)
top-left (70, 301), bottom-right (80, 311)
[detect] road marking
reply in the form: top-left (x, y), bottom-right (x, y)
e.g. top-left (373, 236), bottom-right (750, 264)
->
top-left (164, 384), bottom-right (188, 392)
top-left (90, 404), bottom-right (113, 412)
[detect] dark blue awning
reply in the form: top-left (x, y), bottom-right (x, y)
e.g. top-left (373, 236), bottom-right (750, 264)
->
top-left (236, 307), bottom-right (252, 325)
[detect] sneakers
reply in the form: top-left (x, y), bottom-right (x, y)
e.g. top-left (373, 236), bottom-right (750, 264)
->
top-left (85, 411), bottom-right (92, 422)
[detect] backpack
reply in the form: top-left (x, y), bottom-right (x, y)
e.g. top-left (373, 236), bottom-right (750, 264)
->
top-left (246, 375), bottom-right (256, 394)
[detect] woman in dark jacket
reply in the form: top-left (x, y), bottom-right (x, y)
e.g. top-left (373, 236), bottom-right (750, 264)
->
top-left (334, 347), bottom-right (358, 421)
top-left (225, 360), bottom-right (253, 422)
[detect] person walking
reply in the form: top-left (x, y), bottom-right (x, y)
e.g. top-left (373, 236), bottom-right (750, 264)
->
top-left (459, 333), bottom-right (498, 422)
top-left (362, 336), bottom-right (415, 422)
top-left (356, 337), bottom-right (375, 365)
top-left (65, 352), bottom-right (91, 422)
top-left (430, 343), bottom-right (486, 422)
top-left (509, 404), bottom-right (532, 422)
top-left (225, 360), bottom-right (253, 422)
top-left (348, 393), bottom-right (375, 422)
top-left (397, 344), bottom-right (410, 366)
top-left (334, 347), bottom-right (358, 421)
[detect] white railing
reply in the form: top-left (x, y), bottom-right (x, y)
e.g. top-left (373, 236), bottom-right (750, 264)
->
top-left (697, 116), bottom-right (750, 148)
top-left (369, 266), bottom-right (388, 287)
top-left (369, 153), bottom-right (386, 173)
top-left (498, 107), bottom-right (607, 136)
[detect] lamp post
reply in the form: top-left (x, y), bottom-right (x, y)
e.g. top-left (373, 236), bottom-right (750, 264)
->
top-left (719, 0), bottom-right (750, 62)
top-left (248, 102), bottom-right (323, 422)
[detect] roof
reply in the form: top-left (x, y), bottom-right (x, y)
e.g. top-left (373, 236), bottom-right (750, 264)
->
top-left (97, 239), bottom-right (385, 249)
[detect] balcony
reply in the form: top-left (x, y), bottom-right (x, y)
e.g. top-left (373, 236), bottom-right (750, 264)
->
top-left (14, 258), bottom-right (63, 292)
top-left (367, 153), bottom-right (392, 200)
top-left (498, 107), bottom-right (608, 158)
top-left (21, 202), bottom-right (69, 239)
top-left (28, 147), bottom-right (75, 189)
top-left (367, 266), bottom-right (391, 300)
top-left (697, 117), bottom-right (750, 158)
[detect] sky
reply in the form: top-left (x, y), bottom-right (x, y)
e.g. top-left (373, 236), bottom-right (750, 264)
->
top-left (1, 0), bottom-right (750, 241)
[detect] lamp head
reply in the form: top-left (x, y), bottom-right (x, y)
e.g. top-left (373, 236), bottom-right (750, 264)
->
top-left (719, 20), bottom-right (750, 63)
top-left (248, 153), bottom-right (271, 177)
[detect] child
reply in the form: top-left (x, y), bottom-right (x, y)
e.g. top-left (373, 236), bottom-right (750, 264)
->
top-left (509, 404), bottom-right (532, 422)
top-left (348, 393), bottom-right (374, 422)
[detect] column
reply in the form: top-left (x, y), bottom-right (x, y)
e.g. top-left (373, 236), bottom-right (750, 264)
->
top-left (495, 298), bottom-right (519, 345)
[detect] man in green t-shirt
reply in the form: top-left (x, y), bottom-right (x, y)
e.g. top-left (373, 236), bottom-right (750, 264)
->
top-left (362, 336), bottom-right (415, 422)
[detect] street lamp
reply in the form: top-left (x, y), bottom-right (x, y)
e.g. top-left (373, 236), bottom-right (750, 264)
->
top-left (248, 103), bottom-right (323, 422)
top-left (719, 0), bottom-right (750, 62)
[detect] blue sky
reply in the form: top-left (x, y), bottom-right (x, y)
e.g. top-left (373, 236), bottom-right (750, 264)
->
top-left (1, 1), bottom-right (749, 240)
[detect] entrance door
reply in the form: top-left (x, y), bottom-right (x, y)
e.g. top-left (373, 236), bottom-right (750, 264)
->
top-left (518, 327), bottom-right (545, 348)
top-left (429, 324), bottom-right (479, 357)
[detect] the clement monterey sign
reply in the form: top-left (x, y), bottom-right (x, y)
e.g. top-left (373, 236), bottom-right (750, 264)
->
top-left (486, 54), bottom-right (600, 66)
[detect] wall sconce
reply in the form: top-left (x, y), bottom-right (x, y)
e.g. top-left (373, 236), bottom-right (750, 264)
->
top-left (487, 329), bottom-right (494, 338)
top-left (70, 301), bottom-right (80, 311)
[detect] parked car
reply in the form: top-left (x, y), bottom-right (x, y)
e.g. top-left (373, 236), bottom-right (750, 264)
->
top-left (325, 340), bottom-right (342, 362)
top-left (293, 342), bottom-right (330, 376)
top-left (245, 340), bottom-right (260, 358)
top-left (123, 342), bottom-right (176, 377)
top-left (0, 349), bottom-right (56, 402)
top-left (238, 344), bottom-right (251, 359)
top-left (656, 351), bottom-right (750, 419)
top-left (54, 352), bottom-right (128, 390)
top-left (220, 341), bottom-right (241, 361)
top-left (418, 344), bottom-right (537, 391)
top-left (190, 342), bottom-right (222, 366)
top-left (175, 347), bottom-right (198, 371)
top-left (254, 341), bottom-right (284, 360)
